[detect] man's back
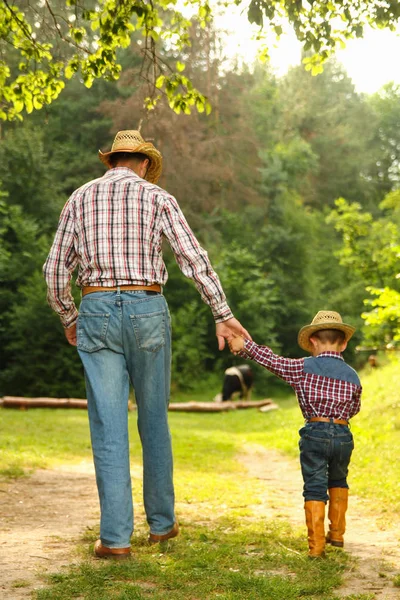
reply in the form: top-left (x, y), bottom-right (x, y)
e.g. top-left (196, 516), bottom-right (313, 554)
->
top-left (68, 167), bottom-right (167, 288)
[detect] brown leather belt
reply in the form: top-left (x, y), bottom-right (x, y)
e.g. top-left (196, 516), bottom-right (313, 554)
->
top-left (308, 417), bottom-right (348, 425)
top-left (82, 284), bottom-right (161, 297)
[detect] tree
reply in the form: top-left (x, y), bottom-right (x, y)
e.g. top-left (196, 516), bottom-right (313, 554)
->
top-left (0, 125), bottom-right (64, 227)
top-left (0, 193), bottom-right (84, 397)
top-left (274, 61), bottom-right (379, 209)
top-left (367, 83), bottom-right (400, 196)
top-left (327, 196), bottom-right (400, 347)
top-left (2, 0), bottom-right (400, 120)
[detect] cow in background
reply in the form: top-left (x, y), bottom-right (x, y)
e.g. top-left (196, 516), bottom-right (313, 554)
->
top-left (214, 364), bottom-right (254, 402)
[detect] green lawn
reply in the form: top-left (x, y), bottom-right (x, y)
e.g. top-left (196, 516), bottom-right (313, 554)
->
top-left (1, 356), bottom-right (399, 599)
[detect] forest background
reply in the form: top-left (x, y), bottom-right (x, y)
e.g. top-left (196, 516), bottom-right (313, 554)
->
top-left (1, 17), bottom-right (400, 400)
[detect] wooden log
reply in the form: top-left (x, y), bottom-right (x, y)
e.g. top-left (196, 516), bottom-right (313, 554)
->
top-left (2, 396), bottom-right (88, 409)
top-left (225, 399), bottom-right (276, 409)
top-left (168, 401), bottom-right (234, 412)
top-left (167, 399), bottom-right (277, 412)
top-left (1, 397), bottom-right (278, 413)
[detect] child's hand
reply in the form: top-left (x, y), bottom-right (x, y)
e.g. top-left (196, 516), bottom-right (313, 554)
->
top-left (229, 336), bottom-right (245, 354)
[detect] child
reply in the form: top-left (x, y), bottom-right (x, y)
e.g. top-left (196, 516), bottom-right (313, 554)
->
top-left (229, 311), bottom-right (361, 558)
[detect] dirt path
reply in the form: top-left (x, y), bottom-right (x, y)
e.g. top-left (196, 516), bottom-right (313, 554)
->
top-left (0, 447), bottom-right (399, 599)
top-left (0, 462), bottom-right (99, 599)
top-left (240, 444), bottom-right (400, 599)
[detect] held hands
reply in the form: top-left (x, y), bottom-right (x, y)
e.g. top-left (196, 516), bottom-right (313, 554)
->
top-left (229, 336), bottom-right (245, 355)
top-left (215, 317), bottom-right (251, 351)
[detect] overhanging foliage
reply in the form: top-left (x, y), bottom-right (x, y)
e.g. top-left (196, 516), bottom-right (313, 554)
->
top-left (1, 0), bottom-right (400, 120)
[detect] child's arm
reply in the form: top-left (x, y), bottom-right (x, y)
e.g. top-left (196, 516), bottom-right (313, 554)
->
top-left (230, 337), bottom-right (304, 386)
top-left (351, 385), bottom-right (362, 417)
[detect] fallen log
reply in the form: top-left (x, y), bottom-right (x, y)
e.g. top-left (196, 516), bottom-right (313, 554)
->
top-left (1, 396), bottom-right (278, 413)
top-left (167, 399), bottom-right (278, 412)
top-left (2, 396), bottom-right (88, 409)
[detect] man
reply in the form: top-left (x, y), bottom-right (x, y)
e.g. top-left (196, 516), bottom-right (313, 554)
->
top-left (43, 130), bottom-right (250, 559)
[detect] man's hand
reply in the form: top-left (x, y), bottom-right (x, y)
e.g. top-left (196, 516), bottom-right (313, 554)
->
top-left (65, 323), bottom-right (77, 346)
top-left (215, 318), bottom-right (252, 351)
top-left (229, 336), bottom-right (245, 354)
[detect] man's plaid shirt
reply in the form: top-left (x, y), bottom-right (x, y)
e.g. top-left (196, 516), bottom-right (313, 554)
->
top-left (43, 167), bottom-right (233, 328)
top-left (240, 340), bottom-right (361, 421)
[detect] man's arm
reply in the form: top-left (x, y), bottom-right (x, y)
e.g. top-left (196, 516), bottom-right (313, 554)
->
top-left (43, 199), bottom-right (79, 344)
top-left (161, 195), bottom-right (251, 348)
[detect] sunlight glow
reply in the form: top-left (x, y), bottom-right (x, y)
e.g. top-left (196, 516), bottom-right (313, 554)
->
top-left (213, 4), bottom-right (400, 94)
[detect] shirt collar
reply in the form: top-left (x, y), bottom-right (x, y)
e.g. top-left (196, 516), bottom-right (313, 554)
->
top-left (103, 167), bottom-right (138, 178)
top-left (315, 351), bottom-right (344, 361)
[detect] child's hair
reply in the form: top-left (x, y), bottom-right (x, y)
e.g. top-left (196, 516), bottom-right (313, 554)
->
top-left (311, 329), bottom-right (346, 345)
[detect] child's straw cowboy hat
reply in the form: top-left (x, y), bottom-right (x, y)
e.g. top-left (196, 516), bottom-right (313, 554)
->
top-left (298, 311), bottom-right (356, 353)
top-left (99, 130), bottom-right (162, 184)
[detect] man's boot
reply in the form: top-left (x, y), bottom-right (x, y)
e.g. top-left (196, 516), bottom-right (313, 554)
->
top-left (326, 487), bottom-right (348, 547)
top-left (304, 500), bottom-right (326, 558)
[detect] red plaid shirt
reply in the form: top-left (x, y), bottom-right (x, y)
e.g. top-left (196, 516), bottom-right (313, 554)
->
top-left (241, 340), bottom-right (361, 421)
top-left (43, 167), bottom-right (233, 328)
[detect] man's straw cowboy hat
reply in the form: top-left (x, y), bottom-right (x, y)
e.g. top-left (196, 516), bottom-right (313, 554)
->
top-left (99, 130), bottom-right (162, 184)
top-left (298, 310), bottom-right (356, 353)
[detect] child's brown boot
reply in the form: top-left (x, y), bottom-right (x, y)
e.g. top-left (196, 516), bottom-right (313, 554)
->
top-left (305, 500), bottom-right (326, 558)
top-left (326, 487), bottom-right (348, 547)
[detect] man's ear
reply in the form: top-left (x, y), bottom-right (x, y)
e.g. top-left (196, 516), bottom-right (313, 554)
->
top-left (340, 339), bottom-right (348, 352)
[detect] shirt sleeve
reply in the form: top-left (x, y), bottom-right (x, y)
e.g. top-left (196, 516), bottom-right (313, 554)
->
top-left (160, 195), bottom-right (233, 323)
top-left (351, 385), bottom-right (362, 418)
top-left (240, 339), bottom-right (304, 386)
top-left (43, 198), bottom-right (79, 328)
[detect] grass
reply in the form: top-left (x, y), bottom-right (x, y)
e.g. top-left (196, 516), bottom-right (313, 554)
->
top-left (1, 357), bottom-right (400, 598)
top-left (35, 524), bottom-right (349, 600)
top-left (1, 356), bottom-right (400, 513)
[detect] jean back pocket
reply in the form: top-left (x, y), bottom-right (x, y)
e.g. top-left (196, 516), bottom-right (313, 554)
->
top-left (77, 312), bottom-right (110, 352)
top-left (130, 310), bottom-right (165, 352)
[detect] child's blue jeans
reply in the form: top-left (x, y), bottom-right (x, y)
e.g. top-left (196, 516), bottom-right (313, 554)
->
top-left (298, 421), bottom-right (354, 502)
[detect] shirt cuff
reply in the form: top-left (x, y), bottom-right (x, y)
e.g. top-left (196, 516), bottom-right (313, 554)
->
top-left (62, 309), bottom-right (79, 329)
top-left (211, 301), bottom-right (234, 323)
top-left (240, 338), bottom-right (257, 357)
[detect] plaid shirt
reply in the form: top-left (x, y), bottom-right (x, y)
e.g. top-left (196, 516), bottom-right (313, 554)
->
top-left (43, 167), bottom-right (233, 328)
top-left (241, 340), bottom-right (361, 421)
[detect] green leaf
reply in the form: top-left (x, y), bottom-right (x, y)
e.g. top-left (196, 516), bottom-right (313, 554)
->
top-left (13, 100), bottom-right (24, 113)
top-left (65, 65), bottom-right (75, 80)
top-left (176, 61), bottom-right (185, 72)
top-left (25, 98), bottom-right (33, 114)
top-left (248, 1), bottom-right (263, 26)
top-left (155, 75), bottom-right (165, 89)
top-left (33, 97), bottom-right (43, 110)
top-left (196, 99), bottom-right (205, 113)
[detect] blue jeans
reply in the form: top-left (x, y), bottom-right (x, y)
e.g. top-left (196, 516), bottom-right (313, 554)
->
top-left (77, 290), bottom-right (175, 548)
top-left (298, 422), bottom-right (354, 502)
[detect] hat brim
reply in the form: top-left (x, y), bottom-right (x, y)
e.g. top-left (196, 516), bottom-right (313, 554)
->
top-left (98, 143), bottom-right (162, 184)
top-left (298, 322), bottom-right (356, 353)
